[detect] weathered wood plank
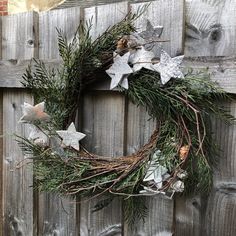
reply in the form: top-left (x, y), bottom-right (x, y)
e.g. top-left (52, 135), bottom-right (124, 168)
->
top-left (2, 89), bottom-right (33, 236)
top-left (36, 7), bottom-right (80, 235)
top-left (80, 4), bottom-right (128, 235)
top-left (185, 0), bottom-right (236, 57)
top-left (1, 58), bottom-right (236, 93)
top-left (124, 102), bottom-right (174, 236)
top-left (81, 91), bottom-right (124, 236)
top-left (1, 12), bottom-right (38, 60)
top-left (130, 0), bottom-right (184, 57)
top-left (84, 2), bottom-right (128, 40)
top-left (39, 7), bottom-right (81, 59)
top-left (175, 196), bottom-right (202, 236)
top-left (202, 101), bottom-right (236, 236)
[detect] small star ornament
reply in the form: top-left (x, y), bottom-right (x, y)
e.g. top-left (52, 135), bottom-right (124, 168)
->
top-left (19, 101), bottom-right (50, 123)
top-left (106, 52), bottom-right (133, 90)
top-left (56, 122), bottom-right (86, 151)
top-left (151, 50), bottom-right (184, 85)
top-left (129, 46), bottom-right (155, 72)
top-left (138, 20), bottom-right (163, 50)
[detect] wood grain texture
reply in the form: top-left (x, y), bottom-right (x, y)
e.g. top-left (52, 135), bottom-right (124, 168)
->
top-left (185, 0), bottom-right (236, 57)
top-left (1, 12), bottom-right (38, 60)
top-left (84, 1), bottom-right (128, 40)
top-left (81, 91), bottom-right (124, 236)
top-left (2, 89), bottom-right (33, 236)
top-left (124, 101), bottom-right (174, 236)
top-left (39, 7), bottom-right (81, 59)
top-left (130, 0), bottom-right (184, 57)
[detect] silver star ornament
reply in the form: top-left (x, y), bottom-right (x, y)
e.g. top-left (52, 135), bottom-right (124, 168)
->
top-left (106, 52), bottom-right (133, 90)
top-left (151, 50), bottom-right (184, 85)
top-left (56, 122), bottom-right (86, 151)
top-left (129, 46), bottom-right (155, 72)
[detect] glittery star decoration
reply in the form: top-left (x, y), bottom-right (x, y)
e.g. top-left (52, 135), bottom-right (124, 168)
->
top-left (151, 50), bottom-right (184, 85)
top-left (28, 126), bottom-right (49, 147)
top-left (129, 46), bottom-right (155, 72)
top-left (56, 122), bottom-right (86, 151)
top-left (138, 20), bottom-right (163, 50)
top-left (19, 101), bottom-right (50, 123)
top-left (106, 52), bottom-right (133, 90)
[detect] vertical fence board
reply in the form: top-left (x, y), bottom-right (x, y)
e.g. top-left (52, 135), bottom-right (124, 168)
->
top-left (81, 92), bottom-right (124, 236)
top-left (81, 4), bottom-right (128, 235)
top-left (1, 11), bottom-right (36, 236)
top-left (2, 90), bottom-right (33, 236)
top-left (84, 2), bottom-right (128, 40)
top-left (124, 103), bottom-right (174, 236)
top-left (185, 0), bottom-right (236, 57)
top-left (1, 12), bottom-right (38, 59)
top-left (37, 7), bottom-right (81, 236)
top-left (204, 101), bottom-right (236, 236)
top-left (39, 7), bottom-right (81, 59)
top-left (130, 0), bottom-right (184, 57)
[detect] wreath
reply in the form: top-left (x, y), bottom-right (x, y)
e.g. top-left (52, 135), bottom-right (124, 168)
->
top-left (17, 7), bottom-right (234, 224)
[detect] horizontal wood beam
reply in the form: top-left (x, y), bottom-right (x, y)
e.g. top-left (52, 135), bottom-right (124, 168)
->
top-left (1, 59), bottom-right (236, 93)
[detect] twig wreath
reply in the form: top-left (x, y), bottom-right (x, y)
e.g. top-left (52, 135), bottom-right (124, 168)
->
top-left (17, 6), bottom-right (234, 224)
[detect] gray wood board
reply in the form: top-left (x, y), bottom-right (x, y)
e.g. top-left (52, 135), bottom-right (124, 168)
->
top-left (203, 101), bottom-right (236, 236)
top-left (79, 3), bottom-right (129, 235)
top-left (185, 0), bottom-right (236, 57)
top-left (2, 89), bottom-right (33, 236)
top-left (36, 7), bottom-right (80, 236)
top-left (123, 102), bottom-right (174, 236)
top-left (39, 7), bottom-right (81, 59)
top-left (81, 92), bottom-right (124, 236)
top-left (1, 12), bottom-right (38, 60)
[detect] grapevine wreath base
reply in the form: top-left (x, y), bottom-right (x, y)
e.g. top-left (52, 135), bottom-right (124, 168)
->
top-left (17, 6), bottom-right (234, 223)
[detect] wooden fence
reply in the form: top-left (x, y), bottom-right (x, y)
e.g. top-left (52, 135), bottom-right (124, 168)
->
top-left (0, 0), bottom-right (236, 235)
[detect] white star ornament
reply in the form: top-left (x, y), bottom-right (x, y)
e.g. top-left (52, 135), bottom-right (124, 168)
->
top-left (106, 52), bottom-right (133, 90)
top-left (56, 122), bottom-right (86, 151)
top-left (152, 50), bottom-right (184, 85)
top-left (129, 46), bottom-right (155, 72)
top-left (19, 101), bottom-right (50, 123)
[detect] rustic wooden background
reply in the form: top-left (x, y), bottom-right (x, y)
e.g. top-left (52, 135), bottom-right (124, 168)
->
top-left (0, 0), bottom-right (236, 235)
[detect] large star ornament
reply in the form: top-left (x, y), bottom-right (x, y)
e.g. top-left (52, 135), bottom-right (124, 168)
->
top-left (151, 50), bottom-right (184, 85)
top-left (56, 122), bottom-right (86, 151)
top-left (106, 52), bottom-right (133, 90)
top-left (19, 101), bottom-right (50, 123)
top-left (129, 46), bottom-right (155, 72)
